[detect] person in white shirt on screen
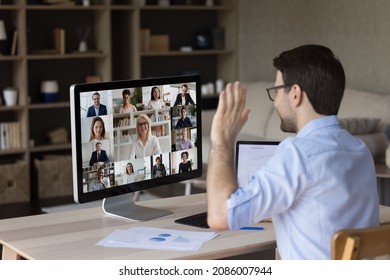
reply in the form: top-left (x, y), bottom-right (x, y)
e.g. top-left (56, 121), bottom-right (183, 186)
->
top-left (129, 114), bottom-right (162, 159)
top-left (122, 162), bottom-right (138, 184)
top-left (148, 86), bottom-right (166, 109)
top-left (119, 89), bottom-right (137, 113)
top-left (206, 44), bottom-right (379, 260)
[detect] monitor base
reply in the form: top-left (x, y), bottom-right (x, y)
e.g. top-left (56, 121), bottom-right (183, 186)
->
top-left (102, 193), bottom-right (172, 221)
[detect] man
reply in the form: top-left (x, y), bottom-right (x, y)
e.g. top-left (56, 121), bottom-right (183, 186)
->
top-left (88, 167), bottom-right (110, 192)
top-left (86, 92), bottom-right (107, 117)
top-left (89, 141), bottom-right (109, 167)
top-left (174, 107), bottom-right (193, 129)
top-left (173, 84), bottom-right (195, 106)
top-left (206, 45), bottom-right (379, 259)
top-left (151, 156), bottom-right (167, 178)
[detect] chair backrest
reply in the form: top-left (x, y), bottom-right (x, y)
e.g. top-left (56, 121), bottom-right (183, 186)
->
top-left (332, 224), bottom-right (390, 260)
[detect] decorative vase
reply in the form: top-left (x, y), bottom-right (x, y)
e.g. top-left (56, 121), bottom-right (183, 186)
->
top-left (41, 80), bottom-right (59, 103)
top-left (3, 87), bottom-right (18, 106)
top-left (79, 40), bottom-right (88, 52)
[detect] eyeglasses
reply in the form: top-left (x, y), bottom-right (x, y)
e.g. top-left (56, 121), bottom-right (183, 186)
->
top-left (137, 121), bottom-right (148, 127)
top-left (266, 84), bottom-right (291, 101)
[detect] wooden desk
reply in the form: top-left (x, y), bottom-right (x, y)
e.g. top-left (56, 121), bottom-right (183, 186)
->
top-left (1, 194), bottom-right (389, 260)
top-left (0, 193), bottom-right (276, 260)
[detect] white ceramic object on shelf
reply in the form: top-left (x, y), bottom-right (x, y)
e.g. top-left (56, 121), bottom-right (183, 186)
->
top-left (79, 40), bottom-right (88, 52)
top-left (3, 87), bottom-right (18, 106)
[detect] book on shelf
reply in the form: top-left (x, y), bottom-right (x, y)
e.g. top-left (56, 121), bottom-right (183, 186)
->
top-left (85, 75), bottom-right (102, 84)
top-left (115, 117), bottom-right (131, 127)
top-left (0, 122), bottom-right (21, 151)
top-left (53, 28), bottom-right (65, 54)
top-left (42, 0), bottom-right (76, 5)
top-left (140, 29), bottom-right (151, 52)
top-left (11, 30), bottom-right (18, 56)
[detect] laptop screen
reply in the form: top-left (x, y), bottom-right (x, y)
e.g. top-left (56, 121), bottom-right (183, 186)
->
top-left (235, 141), bottom-right (279, 187)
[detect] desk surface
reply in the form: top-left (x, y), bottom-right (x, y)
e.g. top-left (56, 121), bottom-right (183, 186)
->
top-left (1, 194), bottom-right (390, 260)
top-left (0, 193), bottom-right (276, 260)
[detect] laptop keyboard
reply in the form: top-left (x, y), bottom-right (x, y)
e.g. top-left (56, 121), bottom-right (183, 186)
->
top-left (174, 212), bottom-right (209, 228)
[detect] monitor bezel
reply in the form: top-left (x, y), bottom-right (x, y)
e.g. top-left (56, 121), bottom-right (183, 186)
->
top-left (70, 75), bottom-right (202, 204)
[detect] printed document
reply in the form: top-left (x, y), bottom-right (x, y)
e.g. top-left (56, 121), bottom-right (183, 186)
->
top-left (96, 226), bottom-right (219, 251)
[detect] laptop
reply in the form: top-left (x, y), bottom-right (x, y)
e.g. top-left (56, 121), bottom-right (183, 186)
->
top-left (235, 140), bottom-right (280, 187)
top-left (175, 140), bottom-right (280, 228)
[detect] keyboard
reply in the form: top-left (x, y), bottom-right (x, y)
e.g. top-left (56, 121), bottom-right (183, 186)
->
top-left (174, 212), bottom-right (209, 228)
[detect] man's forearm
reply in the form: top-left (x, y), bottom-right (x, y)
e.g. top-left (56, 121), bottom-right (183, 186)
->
top-left (207, 142), bottom-right (237, 230)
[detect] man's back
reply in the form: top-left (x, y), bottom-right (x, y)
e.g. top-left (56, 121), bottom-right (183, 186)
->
top-left (267, 116), bottom-right (379, 259)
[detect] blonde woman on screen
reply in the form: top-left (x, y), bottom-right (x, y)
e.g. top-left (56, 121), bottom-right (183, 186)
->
top-left (129, 114), bottom-right (162, 159)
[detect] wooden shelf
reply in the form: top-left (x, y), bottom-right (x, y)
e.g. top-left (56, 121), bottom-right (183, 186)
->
top-left (140, 5), bottom-right (232, 11)
top-left (26, 52), bottom-right (106, 60)
top-left (141, 49), bottom-right (233, 57)
top-left (29, 143), bottom-right (72, 153)
top-left (25, 5), bottom-right (106, 11)
top-left (0, 0), bottom-right (237, 207)
top-left (28, 102), bottom-right (70, 110)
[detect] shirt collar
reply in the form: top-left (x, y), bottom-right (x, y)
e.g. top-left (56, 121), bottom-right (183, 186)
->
top-left (297, 115), bottom-right (340, 138)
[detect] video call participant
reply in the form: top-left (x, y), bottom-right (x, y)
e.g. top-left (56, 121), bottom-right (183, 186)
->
top-left (123, 162), bottom-right (137, 184)
top-left (89, 141), bottom-right (109, 167)
top-left (119, 89), bottom-right (137, 113)
top-left (175, 107), bottom-right (193, 129)
top-left (176, 129), bottom-right (195, 151)
top-left (206, 44), bottom-right (379, 259)
top-left (173, 84), bottom-right (195, 106)
top-left (148, 86), bottom-right (166, 109)
top-left (88, 116), bottom-right (108, 142)
top-left (88, 167), bottom-right (110, 192)
top-left (178, 151), bottom-right (192, 173)
top-left (129, 114), bottom-right (162, 159)
top-left (86, 92), bottom-right (107, 117)
top-left (151, 156), bottom-right (167, 178)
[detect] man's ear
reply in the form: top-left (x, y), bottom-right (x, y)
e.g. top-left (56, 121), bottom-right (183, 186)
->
top-left (289, 84), bottom-right (304, 107)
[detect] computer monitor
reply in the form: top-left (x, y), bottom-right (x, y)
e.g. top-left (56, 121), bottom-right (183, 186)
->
top-left (70, 75), bottom-right (202, 221)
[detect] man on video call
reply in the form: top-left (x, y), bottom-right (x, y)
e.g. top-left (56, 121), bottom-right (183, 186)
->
top-left (89, 141), bottom-right (109, 167)
top-left (173, 84), bottom-right (195, 106)
top-left (86, 91), bottom-right (107, 117)
top-left (206, 44), bottom-right (379, 259)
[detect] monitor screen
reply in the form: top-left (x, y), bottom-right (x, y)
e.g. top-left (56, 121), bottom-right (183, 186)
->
top-left (70, 75), bottom-right (202, 221)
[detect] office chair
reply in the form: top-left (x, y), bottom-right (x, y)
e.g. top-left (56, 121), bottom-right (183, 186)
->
top-left (331, 223), bottom-right (390, 260)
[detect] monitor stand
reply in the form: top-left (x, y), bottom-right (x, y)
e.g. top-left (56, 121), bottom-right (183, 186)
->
top-left (102, 193), bottom-right (172, 221)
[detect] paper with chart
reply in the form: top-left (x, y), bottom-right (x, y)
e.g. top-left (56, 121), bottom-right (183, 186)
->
top-left (96, 226), bottom-right (219, 251)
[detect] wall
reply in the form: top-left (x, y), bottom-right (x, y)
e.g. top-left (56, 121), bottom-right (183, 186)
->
top-left (238, 0), bottom-right (390, 95)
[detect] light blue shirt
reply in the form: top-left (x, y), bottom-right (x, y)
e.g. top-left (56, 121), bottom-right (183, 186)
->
top-left (227, 116), bottom-right (379, 259)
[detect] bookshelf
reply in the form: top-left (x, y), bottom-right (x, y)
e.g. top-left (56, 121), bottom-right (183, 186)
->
top-left (0, 0), bottom-right (237, 206)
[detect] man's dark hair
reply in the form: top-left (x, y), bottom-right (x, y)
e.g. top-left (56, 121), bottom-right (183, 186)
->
top-left (273, 44), bottom-right (345, 115)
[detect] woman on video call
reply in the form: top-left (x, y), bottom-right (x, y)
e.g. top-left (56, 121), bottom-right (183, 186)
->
top-left (119, 89), bottom-right (137, 113)
top-left (129, 114), bottom-right (162, 159)
top-left (88, 116), bottom-right (108, 142)
top-left (123, 162), bottom-right (138, 184)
